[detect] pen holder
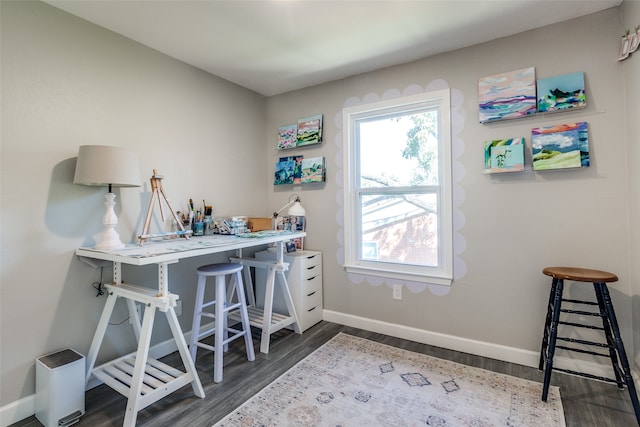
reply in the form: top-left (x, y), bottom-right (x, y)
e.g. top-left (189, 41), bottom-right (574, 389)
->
top-left (193, 221), bottom-right (205, 237)
top-left (204, 216), bottom-right (214, 235)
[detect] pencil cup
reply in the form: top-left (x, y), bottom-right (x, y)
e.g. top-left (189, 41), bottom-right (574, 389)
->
top-left (204, 216), bottom-right (214, 235)
top-left (193, 221), bottom-right (204, 236)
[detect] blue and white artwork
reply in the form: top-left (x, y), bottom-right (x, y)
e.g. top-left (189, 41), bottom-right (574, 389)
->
top-left (532, 122), bottom-right (589, 171)
top-left (274, 159), bottom-right (295, 185)
top-left (479, 67), bottom-right (536, 123)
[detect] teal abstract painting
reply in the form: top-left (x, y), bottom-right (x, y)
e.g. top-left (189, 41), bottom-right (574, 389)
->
top-left (537, 72), bottom-right (586, 113)
top-left (484, 138), bottom-right (525, 173)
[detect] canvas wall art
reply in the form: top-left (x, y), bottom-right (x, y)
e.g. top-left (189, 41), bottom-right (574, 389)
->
top-left (537, 72), bottom-right (586, 113)
top-left (532, 122), bottom-right (589, 171)
top-left (478, 67), bottom-right (536, 123)
top-left (274, 159), bottom-right (296, 185)
top-left (278, 124), bottom-right (298, 150)
top-left (483, 138), bottom-right (525, 173)
top-left (301, 156), bottom-right (326, 183)
top-left (279, 155), bottom-right (303, 184)
top-left (297, 114), bottom-right (323, 146)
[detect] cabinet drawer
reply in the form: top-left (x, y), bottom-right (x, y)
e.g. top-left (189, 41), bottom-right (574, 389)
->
top-left (302, 286), bottom-right (323, 311)
top-left (299, 297), bottom-right (323, 331)
top-left (300, 253), bottom-right (322, 270)
top-left (302, 262), bottom-right (321, 280)
top-left (302, 273), bottom-right (322, 295)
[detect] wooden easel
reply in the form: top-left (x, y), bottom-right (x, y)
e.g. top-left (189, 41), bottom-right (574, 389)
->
top-left (138, 169), bottom-right (191, 245)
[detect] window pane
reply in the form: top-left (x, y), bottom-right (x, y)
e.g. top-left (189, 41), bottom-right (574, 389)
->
top-left (342, 88), bottom-right (452, 284)
top-left (360, 193), bottom-right (438, 267)
top-left (358, 109), bottom-right (438, 188)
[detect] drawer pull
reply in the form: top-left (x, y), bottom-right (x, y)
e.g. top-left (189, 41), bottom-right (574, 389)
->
top-left (306, 265), bottom-right (318, 271)
top-left (307, 275), bottom-right (319, 281)
top-left (307, 291), bottom-right (316, 297)
top-left (307, 306), bottom-right (317, 312)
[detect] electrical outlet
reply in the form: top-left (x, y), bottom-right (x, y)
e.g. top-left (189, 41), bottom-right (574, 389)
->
top-left (175, 299), bottom-right (182, 316)
top-left (393, 284), bottom-right (402, 300)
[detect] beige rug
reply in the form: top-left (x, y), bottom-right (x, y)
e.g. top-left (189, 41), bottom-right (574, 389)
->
top-left (214, 333), bottom-right (565, 426)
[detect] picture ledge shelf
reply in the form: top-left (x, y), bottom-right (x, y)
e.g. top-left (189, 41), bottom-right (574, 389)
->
top-left (274, 143), bottom-right (322, 151)
top-left (481, 108), bottom-right (606, 126)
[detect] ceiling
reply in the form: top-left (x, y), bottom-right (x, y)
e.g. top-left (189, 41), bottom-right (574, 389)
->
top-left (44, 0), bottom-right (621, 97)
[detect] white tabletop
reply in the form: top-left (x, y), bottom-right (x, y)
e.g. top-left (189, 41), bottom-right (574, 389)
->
top-left (76, 231), bottom-right (306, 266)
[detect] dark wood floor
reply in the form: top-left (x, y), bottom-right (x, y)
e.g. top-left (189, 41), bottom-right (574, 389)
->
top-left (13, 321), bottom-right (638, 426)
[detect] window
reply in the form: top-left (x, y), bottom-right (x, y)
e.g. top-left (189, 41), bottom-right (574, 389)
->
top-left (342, 89), bottom-right (452, 285)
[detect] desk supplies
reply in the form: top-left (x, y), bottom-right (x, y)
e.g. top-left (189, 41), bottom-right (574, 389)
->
top-left (203, 215), bottom-right (214, 235)
top-left (248, 217), bottom-right (272, 232)
top-left (219, 217), bottom-right (248, 235)
top-left (192, 220), bottom-right (204, 236)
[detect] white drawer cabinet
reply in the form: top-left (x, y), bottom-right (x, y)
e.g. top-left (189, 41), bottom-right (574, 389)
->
top-left (255, 249), bottom-right (323, 332)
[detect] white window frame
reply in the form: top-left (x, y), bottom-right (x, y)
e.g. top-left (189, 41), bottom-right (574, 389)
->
top-left (342, 89), bottom-right (453, 286)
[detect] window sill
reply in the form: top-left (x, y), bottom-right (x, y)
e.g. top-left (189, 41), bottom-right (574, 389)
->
top-left (344, 265), bottom-right (452, 286)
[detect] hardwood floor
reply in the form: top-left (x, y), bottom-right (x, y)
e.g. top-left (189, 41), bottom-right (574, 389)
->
top-left (13, 321), bottom-right (638, 426)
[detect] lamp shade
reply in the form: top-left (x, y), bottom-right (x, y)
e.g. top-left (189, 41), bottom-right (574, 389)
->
top-left (74, 145), bottom-right (141, 188)
top-left (287, 200), bottom-right (306, 216)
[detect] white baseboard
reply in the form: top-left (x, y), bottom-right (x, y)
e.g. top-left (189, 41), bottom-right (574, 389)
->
top-left (323, 309), bottom-right (639, 388)
top-left (0, 395), bottom-right (34, 427)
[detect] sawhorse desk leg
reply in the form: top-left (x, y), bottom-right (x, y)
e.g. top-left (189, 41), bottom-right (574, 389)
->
top-left (231, 257), bottom-right (301, 354)
top-left (85, 283), bottom-right (204, 427)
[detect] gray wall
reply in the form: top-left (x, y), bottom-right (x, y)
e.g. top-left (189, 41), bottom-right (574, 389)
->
top-left (266, 7), bottom-right (634, 366)
top-left (1, 0), bottom-right (637, 419)
top-left (622, 0), bottom-right (640, 373)
top-left (1, 0), bottom-right (266, 409)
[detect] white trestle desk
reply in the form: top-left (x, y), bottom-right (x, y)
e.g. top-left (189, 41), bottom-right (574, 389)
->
top-left (76, 231), bottom-right (304, 427)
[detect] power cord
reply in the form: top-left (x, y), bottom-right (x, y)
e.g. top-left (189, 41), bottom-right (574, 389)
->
top-left (92, 266), bottom-right (105, 296)
top-left (90, 265), bottom-right (138, 325)
top-left (109, 315), bottom-right (132, 326)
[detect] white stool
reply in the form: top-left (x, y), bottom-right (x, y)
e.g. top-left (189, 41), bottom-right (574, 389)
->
top-left (189, 263), bottom-right (255, 383)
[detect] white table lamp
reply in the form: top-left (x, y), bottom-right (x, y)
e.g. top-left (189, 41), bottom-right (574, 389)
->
top-left (74, 145), bottom-right (141, 250)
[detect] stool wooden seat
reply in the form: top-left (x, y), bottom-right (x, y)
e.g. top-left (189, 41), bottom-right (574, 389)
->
top-left (189, 263), bottom-right (255, 383)
top-left (539, 266), bottom-right (640, 425)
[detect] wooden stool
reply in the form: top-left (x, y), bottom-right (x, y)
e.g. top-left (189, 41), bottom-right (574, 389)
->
top-left (189, 263), bottom-right (255, 383)
top-left (539, 266), bottom-right (640, 425)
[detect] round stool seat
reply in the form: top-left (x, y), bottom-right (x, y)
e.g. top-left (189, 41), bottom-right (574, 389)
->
top-left (542, 266), bottom-right (618, 283)
top-left (197, 262), bottom-right (243, 276)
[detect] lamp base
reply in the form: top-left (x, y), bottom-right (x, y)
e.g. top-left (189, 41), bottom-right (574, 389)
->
top-left (94, 228), bottom-right (125, 250)
top-left (94, 192), bottom-right (125, 250)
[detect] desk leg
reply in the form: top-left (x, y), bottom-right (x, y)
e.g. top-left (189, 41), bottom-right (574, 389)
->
top-left (165, 306), bottom-right (205, 397)
top-left (276, 270), bottom-right (301, 334)
top-left (125, 298), bottom-right (142, 341)
top-left (241, 266), bottom-right (256, 307)
top-left (260, 266), bottom-right (277, 354)
top-left (123, 303), bottom-right (156, 427)
top-left (85, 290), bottom-right (117, 387)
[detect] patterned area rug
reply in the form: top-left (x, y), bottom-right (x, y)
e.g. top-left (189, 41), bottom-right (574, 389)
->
top-left (214, 333), bottom-right (565, 426)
